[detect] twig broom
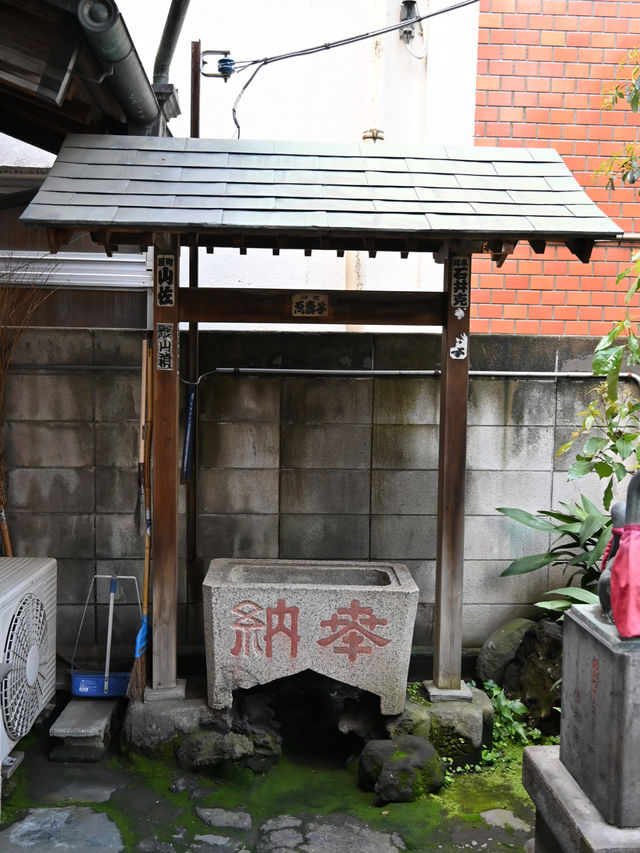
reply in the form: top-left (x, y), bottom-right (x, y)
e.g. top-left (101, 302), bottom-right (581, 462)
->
top-left (128, 337), bottom-right (153, 700)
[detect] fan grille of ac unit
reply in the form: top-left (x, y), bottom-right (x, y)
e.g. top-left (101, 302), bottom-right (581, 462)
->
top-left (2, 594), bottom-right (48, 740)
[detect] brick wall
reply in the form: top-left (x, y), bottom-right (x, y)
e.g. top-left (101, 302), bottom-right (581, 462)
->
top-left (473, 0), bottom-right (640, 335)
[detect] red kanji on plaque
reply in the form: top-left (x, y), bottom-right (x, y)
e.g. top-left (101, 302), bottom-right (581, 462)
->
top-left (230, 600), bottom-right (265, 657)
top-left (265, 598), bottom-right (300, 659)
top-left (317, 599), bottom-right (390, 662)
top-left (229, 599), bottom-right (299, 659)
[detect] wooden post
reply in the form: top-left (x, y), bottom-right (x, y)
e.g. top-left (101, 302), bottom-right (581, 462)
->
top-left (152, 236), bottom-right (180, 690)
top-left (433, 253), bottom-right (471, 689)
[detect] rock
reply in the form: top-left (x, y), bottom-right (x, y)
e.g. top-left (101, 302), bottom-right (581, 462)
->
top-left (196, 806), bottom-right (253, 830)
top-left (178, 731), bottom-right (254, 768)
top-left (509, 619), bottom-right (563, 728)
top-left (384, 699), bottom-right (431, 739)
top-left (476, 618), bottom-right (536, 685)
top-left (427, 686), bottom-right (493, 767)
top-left (480, 808), bottom-right (531, 832)
top-left (124, 698), bottom-right (219, 754)
top-left (358, 734), bottom-right (445, 804)
top-left (255, 814), bottom-right (405, 853)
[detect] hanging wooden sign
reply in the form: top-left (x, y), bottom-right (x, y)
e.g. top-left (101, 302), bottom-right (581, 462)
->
top-left (292, 293), bottom-right (329, 318)
top-left (156, 255), bottom-right (176, 307)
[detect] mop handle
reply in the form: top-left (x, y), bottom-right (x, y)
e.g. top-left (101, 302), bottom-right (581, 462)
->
top-left (103, 577), bottom-right (117, 694)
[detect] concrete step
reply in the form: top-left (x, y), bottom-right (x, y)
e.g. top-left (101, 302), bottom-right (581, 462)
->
top-left (49, 699), bottom-right (118, 762)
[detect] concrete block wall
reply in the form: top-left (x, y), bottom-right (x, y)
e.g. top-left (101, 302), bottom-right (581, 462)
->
top-left (3, 329), bottom-right (608, 662)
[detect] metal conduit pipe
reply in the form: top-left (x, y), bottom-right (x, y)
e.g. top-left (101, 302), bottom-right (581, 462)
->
top-left (153, 0), bottom-right (191, 85)
top-left (201, 367), bottom-right (640, 388)
top-left (76, 0), bottom-right (160, 128)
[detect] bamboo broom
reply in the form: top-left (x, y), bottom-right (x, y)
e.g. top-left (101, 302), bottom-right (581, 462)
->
top-left (128, 338), bottom-right (153, 700)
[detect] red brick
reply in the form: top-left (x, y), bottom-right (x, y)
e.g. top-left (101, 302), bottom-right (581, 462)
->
top-left (488, 91), bottom-right (516, 105)
top-left (514, 92), bottom-right (540, 106)
top-left (492, 290), bottom-right (518, 303)
top-left (490, 0), bottom-right (516, 11)
top-left (480, 13), bottom-right (504, 28)
top-left (489, 60), bottom-right (515, 74)
top-left (491, 28), bottom-right (517, 43)
top-left (502, 13), bottom-right (530, 27)
top-left (565, 321), bottom-right (592, 333)
top-left (491, 319), bottom-right (519, 333)
top-left (529, 13), bottom-right (555, 28)
top-left (563, 125), bottom-right (588, 140)
top-left (476, 106), bottom-right (500, 121)
top-left (513, 29), bottom-right (542, 44)
top-left (517, 0), bottom-right (542, 11)
top-left (528, 46), bottom-right (555, 61)
top-left (477, 305), bottom-right (506, 318)
top-left (554, 16), bottom-right (579, 31)
top-left (566, 32), bottom-right (592, 47)
top-left (589, 322), bottom-right (618, 335)
top-left (540, 93), bottom-right (567, 108)
top-left (591, 291), bottom-right (618, 305)
top-left (578, 48), bottom-right (605, 63)
top-left (528, 305), bottom-right (554, 318)
top-left (580, 15), bottom-right (605, 31)
top-left (501, 45), bottom-right (534, 61)
top-left (589, 125), bottom-right (614, 140)
top-left (528, 76), bottom-right (552, 91)
top-left (477, 75), bottom-right (502, 90)
top-left (516, 290), bottom-right (542, 304)
top-left (604, 17), bottom-right (632, 34)
top-left (568, 0), bottom-right (596, 12)
top-left (470, 319), bottom-right (491, 333)
top-left (553, 46), bottom-right (580, 62)
top-left (541, 30), bottom-right (567, 46)
top-left (539, 61), bottom-right (566, 77)
top-left (593, 1), bottom-right (619, 14)
top-left (577, 78), bottom-right (612, 93)
top-left (540, 320), bottom-right (569, 333)
top-left (604, 306), bottom-right (629, 321)
top-left (514, 320), bottom-right (542, 333)
top-left (542, 0), bottom-right (569, 11)
top-left (566, 292), bottom-right (592, 305)
top-left (487, 122), bottom-right (517, 136)
top-left (591, 33), bottom-right (617, 48)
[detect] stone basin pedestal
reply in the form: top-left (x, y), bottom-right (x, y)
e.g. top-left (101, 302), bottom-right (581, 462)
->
top-left (202, 559), bottom-right (418, 715)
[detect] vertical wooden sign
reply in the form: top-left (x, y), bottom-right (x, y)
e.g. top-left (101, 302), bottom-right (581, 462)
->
top-left (152, 239), bottom-right (180, 691)
top-left (433, 254), bottom-right (471, 689)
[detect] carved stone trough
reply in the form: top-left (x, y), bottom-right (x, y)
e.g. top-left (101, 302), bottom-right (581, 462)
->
top-left (202, 559), bottom-right (418, 715)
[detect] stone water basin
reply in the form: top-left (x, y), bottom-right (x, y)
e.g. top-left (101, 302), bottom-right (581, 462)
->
top-left (203, 559), bottom-right (418, 715)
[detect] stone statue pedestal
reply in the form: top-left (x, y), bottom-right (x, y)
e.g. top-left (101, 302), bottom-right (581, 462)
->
top-left (523, 605), bottom-right (640, 850)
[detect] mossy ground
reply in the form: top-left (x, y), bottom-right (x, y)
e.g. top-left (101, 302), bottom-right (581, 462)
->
top-left (1, 727), bottom-right (536, 852)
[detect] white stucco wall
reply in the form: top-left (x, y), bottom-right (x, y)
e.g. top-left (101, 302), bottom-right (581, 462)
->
top-left (4, 1), bottom-right (480, 328)
top-left (118, 0), bottom-right (480, 325)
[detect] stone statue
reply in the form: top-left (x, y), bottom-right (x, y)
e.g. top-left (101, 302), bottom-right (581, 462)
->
top-left (598, 501), bottom-right (625, 622)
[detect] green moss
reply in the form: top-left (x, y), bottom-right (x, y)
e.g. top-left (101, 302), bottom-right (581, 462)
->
top-left (406, 681), bottom-right (430, 707)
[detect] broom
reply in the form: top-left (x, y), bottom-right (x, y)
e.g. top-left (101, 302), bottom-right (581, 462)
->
top-left (128, 337), bottom-right (153, 700)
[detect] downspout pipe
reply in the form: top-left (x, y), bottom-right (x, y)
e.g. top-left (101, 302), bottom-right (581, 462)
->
top-left (153, 0), bottom-right (191, 85)
top-left (76, 0), bottom-right (160, 130)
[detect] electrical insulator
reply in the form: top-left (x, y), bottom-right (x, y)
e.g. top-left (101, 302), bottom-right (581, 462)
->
top-left (218, 56), bottom-right (235, 80)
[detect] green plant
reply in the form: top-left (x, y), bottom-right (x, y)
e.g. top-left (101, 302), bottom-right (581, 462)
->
top-left (534, 586), bottom-right (599, 617)
top-left (498, 494), bottom-right (611, 590)
top-left (596, 48), bottom-right (640, 189)
top-left (483, 680), bottom-right (541, 747)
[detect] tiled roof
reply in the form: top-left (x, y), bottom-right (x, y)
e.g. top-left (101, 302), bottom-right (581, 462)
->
top-left (22, 134), bottom-right (621, 255)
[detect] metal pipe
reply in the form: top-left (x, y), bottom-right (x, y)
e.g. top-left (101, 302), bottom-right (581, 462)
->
top-left (153, 0), bottom-right (191, 85)
top-left (76, 0), bottom-right (159, 128)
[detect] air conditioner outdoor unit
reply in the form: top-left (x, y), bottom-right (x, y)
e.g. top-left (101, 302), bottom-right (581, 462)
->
top-left (0, 558), bottom-right (57, 762)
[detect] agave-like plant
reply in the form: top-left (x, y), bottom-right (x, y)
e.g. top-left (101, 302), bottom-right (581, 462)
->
top-left (497, 493), bottom-right (611, 591)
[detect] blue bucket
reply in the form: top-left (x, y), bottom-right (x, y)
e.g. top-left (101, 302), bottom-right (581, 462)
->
top-left (71, 663), bottom-right (130, 697)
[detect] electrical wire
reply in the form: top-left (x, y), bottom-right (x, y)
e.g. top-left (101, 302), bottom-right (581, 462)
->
top-left (228, 0), bottom-right (480, 137)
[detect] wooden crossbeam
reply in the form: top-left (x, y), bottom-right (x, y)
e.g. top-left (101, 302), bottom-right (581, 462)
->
top-left (179, 287), bottom-right (446, 326)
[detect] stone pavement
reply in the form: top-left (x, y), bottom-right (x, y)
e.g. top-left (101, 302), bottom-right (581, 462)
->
top-left (0, 719), bottom-right (535, 852)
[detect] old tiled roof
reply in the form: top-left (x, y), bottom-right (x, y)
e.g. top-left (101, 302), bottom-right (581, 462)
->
top-left (22, 134), bottom-right (621, 256)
